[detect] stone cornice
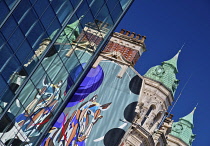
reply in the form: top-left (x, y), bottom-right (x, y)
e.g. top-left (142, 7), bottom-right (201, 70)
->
top-left (132, 124), bottom-right (155, 146)
top-left (113, 32), bottom-right (146, 51)
top-left (167, 134), bottom-right (188, 146)
top-left (143, 77), bottom-right (174, 106)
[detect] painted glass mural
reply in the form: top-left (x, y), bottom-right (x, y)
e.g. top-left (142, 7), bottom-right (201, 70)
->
top-left (41, 61), bottom-right (143, 146)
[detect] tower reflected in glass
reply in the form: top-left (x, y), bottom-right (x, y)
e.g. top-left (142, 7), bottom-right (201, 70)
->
top-left (0, 0), bottom-right (134, 145)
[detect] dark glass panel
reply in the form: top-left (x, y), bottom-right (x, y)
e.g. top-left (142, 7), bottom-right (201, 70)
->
top-left (109, 1), bottom-right (123, 23)
top-left (1, 16), bottom-right (17, 40)
top-left (51, 0), bottom-right (73, 23)
top-left (89, 0), bottom-right (105, 17)
top-left (5, 0), bottom-right (17, 9)
top-left (40, 5), bottom-right (57, 32)
top-left (7, 27), bottom-right (24, 51)
top-left (18, 10), bottom-right (37, 34)
top-left (45, 17), bottom-right (61, 39)
top-left (0, 76), bottom-right (7, 97)
top-left (12, 0), bottom-right (31, 22)
top-left (0, 44), bottom-right (13, 69)
top-left (33, 0), bottom-right (50, 18)
top-left (15, 41), bottom-right (32, 65)
top-left (70, 0), bottom-right (82, 9)
top-left (26, 21), bottom-right (46, 48)
top-left (0, 1), bottom-right (9, 23)
top-left (1, 56), bottom-right (21, 83)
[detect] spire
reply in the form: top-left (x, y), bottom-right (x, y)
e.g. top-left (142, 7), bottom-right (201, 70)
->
top-left (170, 107), bottom-right (196, 145)
top-left (50, 15), bottom-right (84, 43)
top-left (180, 107), bottom-right (196, 127)
top-left (144, 50), bottom-right (180, 94)
top-left (162, 50), bottom-right (181, 73)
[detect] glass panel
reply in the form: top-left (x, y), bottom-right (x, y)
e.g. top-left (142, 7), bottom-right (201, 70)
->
top-left (40, 5), bottom-right (57, 32)
top-left (1, 56), bottom-right (21, 83)
top-left (0, 76), bottom-right (8, 99)
top-left (26, 21), bottom-right (46, 48)
top-left (95, 3), bottom-right (110, 22)
top-left (0, 1), bottom-right (9, 23)
top-left (1, 16), bottom-right (17, 40)
top-left (75, 0), bottom-right (90, 18)
top-left (5, 0), bottom-right (18, 9)
top-left (33, 0), bottom-right (50, 18)
top-left (18, 9), bottom-right (37, 34)
top-left (45, 17), bottom-right (61, 39)
top-left (0, 111), bottom-right (17, 141)
top-left (1, 100), bottom-right (31, 144)
top-left (15, 41), bottom-right (33, 65)
top-left (89, 0), bottom-right (105, 17)
top-left (51, 0), bottom-right (73, 23)
top-left (109, 1), bottom-right (123, 23)
top-left (120, 0), bottom-right (130, 10)
top-left (0, 44), bottom-right (13, 69)
top-left (50, 16), bottom-right (79, 44)
top-left (70, 0), bottom-right (82, 9)
top-left (8, 27), bottom-right (25, 52)
top-left (12, 0), bottom-right (31, 23)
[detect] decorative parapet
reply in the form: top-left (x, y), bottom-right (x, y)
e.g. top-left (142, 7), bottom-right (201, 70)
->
top-left (102, 29), bottom-right (146, 66)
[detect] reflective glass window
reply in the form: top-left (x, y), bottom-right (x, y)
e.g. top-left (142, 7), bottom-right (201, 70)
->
top-left (45, 17), bottom-right (61, 38)
top-left (0, 1), bottom-right (9, 24)
top-left (94, 2), bottom-right (110, 22)
top-left (7, 27), bottom-right (24, 51)
top-left (51, 0), bottom-right (73, 23)
top-left (12, 0), bottom-right (31, 23)
top-left (0, 44), bottom-right (13, 69)
top-left (70, 0), bottom-right (82, 8)
top-left (120, 0), bottom-right (130, 10)
top-left (26, 21), bottom-right (46, 48)
top-left (75, 0), bottom-right (90, 18)
top-left (0, 76), bottom-right (7, 97)
top-left (33, 0), bottom-right (50, 18)
top-left (1, 56), bottom-right (21, 83)
top-left (39, 5), bottom-right (57, 31)
top-left (89, 0), bottom-right (105, 17)
top-left (1, 16), bottom-right (17, 40)
top-left (15, 41), bottom-right (32, 65)
top-left (5, 0), bottom-right (18, 9)
top-left (18, 9), bottom-right (37, 34)
top-left (109, 1), bottom-right (123, 23)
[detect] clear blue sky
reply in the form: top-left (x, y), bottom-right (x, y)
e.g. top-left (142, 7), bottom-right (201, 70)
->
top-left (116, 0), bottom-right (210, 145)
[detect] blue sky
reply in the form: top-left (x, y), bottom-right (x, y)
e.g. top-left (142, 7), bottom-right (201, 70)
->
top-left (116, 0), bottom-right (210, 145)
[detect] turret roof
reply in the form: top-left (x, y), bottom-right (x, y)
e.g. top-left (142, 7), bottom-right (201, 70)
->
top-left (162, 50), bottom-right (181, 73)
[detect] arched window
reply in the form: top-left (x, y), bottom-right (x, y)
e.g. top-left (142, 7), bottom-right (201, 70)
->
top-left (141, 105), bottom-right (155, 125)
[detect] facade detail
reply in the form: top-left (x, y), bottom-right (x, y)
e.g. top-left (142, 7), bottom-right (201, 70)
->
top-left (168, 108), bottom-right (196, 146)
top-left (0, 1), bottom-right (196, 146)
top-left (119, 49), bottom-right (196, 146)
top-left (0, 0), bottom-right (135, 145)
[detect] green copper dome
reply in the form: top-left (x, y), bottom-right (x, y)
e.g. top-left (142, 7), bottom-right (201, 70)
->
top-left (144, 50), bottom-right (180, 94)
top-left (170, 108), bottom-right (196, 145)
top-left (50, 16), bottom-right (83, 43)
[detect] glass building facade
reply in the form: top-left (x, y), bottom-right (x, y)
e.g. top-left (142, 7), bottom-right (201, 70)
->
top-left (0, 0), bottom-right (134, 145)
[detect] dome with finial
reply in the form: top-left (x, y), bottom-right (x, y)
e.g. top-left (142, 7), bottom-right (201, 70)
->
top-left (170, 107), bottom-right (196, 146)
top-left (49, 15), bottom-right (84, 43)
top-left (144, 50), bottom-right (181, 94)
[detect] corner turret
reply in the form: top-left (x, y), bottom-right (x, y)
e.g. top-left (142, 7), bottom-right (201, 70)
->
top-left (144, 50), bottom-right (181, 94)
top-left (168, 108), bottom-right (196, 146)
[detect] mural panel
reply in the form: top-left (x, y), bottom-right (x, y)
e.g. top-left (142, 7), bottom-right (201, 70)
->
top-left (41, 61), bottom-right (143, 146)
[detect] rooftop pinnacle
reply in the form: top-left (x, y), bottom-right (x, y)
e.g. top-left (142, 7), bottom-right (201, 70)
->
top-left (162, 50), bottom-right (181, 73)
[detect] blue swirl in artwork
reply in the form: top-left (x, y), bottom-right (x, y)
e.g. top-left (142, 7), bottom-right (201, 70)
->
top-left (65, 64), bottom-right (104, 104)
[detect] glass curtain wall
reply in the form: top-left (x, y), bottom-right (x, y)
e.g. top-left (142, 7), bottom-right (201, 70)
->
top-left (0, 0), bottom-right (133, 145)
